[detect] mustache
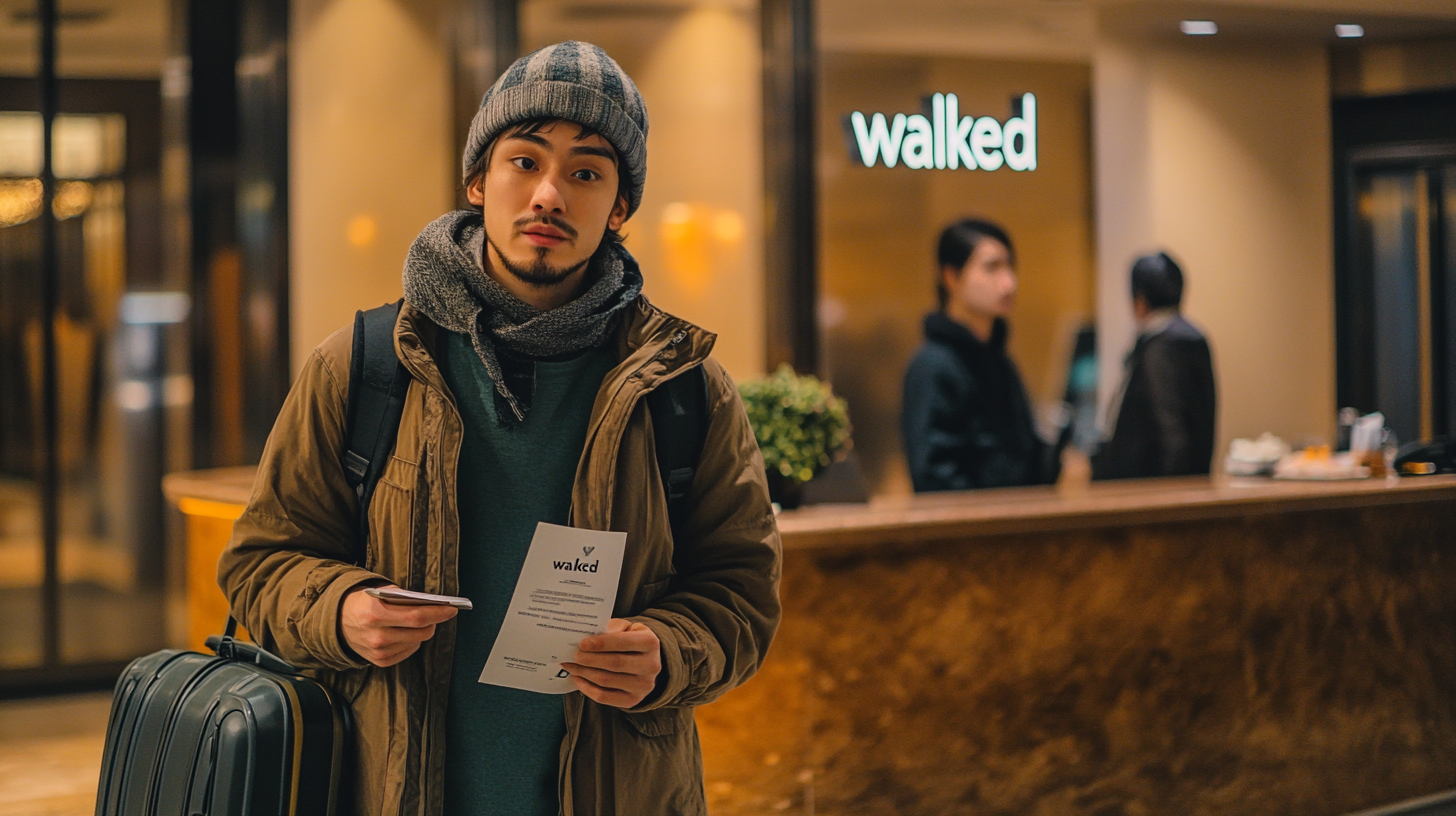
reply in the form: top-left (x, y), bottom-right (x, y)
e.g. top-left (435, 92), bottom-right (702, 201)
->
top-left (513, 214), bottom-right (578, 240)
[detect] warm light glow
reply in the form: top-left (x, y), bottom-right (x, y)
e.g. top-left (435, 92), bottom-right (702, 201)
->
top-left (0, 112), bottom-right (126, 179)
top-left (1335, 24), bottom-right (1364, 38)
top-left (0, 178), bottom-right (41, 226)
top-left (658, 202), bottom-right (745, 298)
top-left (53, 180), bottom-right (93, 219)
top-left (661, 201), bottom-right (693, 227)
top-left (1180, 20), bottom-right (1218, 35)
top-left (347, 213), bottom-right (377, 247)
top-left (712, 210), bottom-right (744, 244)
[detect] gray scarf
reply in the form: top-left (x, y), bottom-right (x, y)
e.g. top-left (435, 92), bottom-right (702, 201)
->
top-left (402, 210), bottom-right (642, 424)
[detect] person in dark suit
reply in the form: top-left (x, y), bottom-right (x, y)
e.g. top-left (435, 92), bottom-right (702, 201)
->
top-left (902, 219), bottom-right (1055, 492)
top-left (1093, 251), bottom-right (1217, 480)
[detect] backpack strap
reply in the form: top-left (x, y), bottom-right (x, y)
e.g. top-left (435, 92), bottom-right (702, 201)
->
top-left (646, 363), bottom-right (709, 538)
top-left (344, 300), bottom-right (411, 556)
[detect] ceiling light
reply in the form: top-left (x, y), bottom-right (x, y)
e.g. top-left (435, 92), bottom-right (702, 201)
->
top-left (1180, 20), bottom-right (1218, 36)
top-left (1335, 24), bottom-right (1364, 38)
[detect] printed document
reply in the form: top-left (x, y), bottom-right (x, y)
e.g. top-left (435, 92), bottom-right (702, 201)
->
top-left (478, 522), bottom-right (626, 694)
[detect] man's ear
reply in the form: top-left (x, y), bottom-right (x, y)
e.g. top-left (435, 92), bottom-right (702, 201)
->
top-left (607, 194), bottom-right (629, 231)
top-left (939, 264), bottom-right (960, 295)
top-left (466, 174), bottom-right (485, 208)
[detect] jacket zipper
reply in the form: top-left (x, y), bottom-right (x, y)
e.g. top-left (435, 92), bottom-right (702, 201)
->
top-left (558, 326), bottom-right (691, 816)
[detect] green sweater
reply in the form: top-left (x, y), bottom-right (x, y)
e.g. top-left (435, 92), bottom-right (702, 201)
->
top-left (439, 330), bottom-right (616, 815)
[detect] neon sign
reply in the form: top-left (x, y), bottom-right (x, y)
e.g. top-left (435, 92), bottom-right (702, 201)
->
top-left (845, 93), bottom-right (1036, 172)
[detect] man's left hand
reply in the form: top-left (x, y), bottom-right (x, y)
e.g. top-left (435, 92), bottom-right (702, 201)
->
top-left (562, 619), bottom-right (662, 708)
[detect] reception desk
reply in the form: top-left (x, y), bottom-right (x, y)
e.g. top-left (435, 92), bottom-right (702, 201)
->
top-left (165, 468), bottom-right (1456, 815)
top-left (700, 475), bottom-right (1456, 816)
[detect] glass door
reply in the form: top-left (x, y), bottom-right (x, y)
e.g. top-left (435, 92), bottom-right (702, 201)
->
top-left (1347, 151), bottom-right (1455, 447)
top-left (0, 8), bottom-right (174, 691)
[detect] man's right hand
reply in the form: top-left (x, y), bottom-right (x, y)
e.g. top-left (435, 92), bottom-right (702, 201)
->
top-left (341, 584), bottom-right (458, 667)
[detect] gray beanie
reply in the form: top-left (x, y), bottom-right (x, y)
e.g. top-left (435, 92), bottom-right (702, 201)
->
top-left (462, 41), bottom-right (648, 217)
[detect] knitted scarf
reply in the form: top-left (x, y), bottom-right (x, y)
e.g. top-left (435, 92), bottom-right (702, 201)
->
top-left (401, 209), bottom-right (642, 424)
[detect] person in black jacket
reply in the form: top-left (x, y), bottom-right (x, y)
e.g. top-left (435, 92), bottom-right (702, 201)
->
top-left (1093, 251), bottom-right (1217, 480)
top-left (902, 219), bottom-right (1054, 492)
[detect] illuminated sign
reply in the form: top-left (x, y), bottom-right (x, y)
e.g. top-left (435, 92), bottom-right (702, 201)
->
top-left (845, 93), bottom-right (1036, 172)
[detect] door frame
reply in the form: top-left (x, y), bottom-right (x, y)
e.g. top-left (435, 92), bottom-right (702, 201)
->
top-left (1337, 140), bottom-right (1456, 442)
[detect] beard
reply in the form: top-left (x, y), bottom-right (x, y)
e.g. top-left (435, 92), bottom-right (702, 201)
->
top-left (485, 215), bottom-right (592, 289)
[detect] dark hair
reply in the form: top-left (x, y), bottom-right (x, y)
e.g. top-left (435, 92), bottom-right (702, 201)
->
top-left (935, 218), bottom-right (1015, 308)
top-left (463, 116), bottom-right (630, 245)
top-left (1130, 251), bottom-right (1184, 310)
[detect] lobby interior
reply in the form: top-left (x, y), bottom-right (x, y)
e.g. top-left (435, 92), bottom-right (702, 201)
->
top-left (3, 0), bottom-right (1456, 814)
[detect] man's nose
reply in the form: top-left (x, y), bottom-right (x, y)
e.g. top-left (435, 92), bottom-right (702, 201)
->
top-left (531, 177), bottom-right (565, 213)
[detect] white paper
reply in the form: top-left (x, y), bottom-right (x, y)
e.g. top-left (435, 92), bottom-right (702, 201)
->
top-left (477, 522), bottom-right (626, 694)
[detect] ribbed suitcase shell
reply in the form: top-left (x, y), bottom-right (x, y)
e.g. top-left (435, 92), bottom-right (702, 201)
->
top-left (95, 648), bottom-right (349, 816)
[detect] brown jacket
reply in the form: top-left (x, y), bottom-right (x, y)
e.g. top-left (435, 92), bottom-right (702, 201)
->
top-left (218, 298), bottom-right (782, 816)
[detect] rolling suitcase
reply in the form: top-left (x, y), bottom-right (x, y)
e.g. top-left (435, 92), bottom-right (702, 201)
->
top-left (94, 622), bottom-right (351, 816)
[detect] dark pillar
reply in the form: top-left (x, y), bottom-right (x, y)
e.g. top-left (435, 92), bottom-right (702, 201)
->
top-left (761, 0), bottom-right (818, 374)
top-left (237, 0), bottom-right (291, 462)
top-left (452, 0), bottom-right (519, 198)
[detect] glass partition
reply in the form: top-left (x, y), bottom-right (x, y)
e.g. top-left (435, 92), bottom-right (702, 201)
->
top-left (815, 0), bottom-right (1095, 496)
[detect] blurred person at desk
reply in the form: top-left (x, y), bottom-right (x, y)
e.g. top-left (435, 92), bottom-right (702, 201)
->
top-left (902, 219), bottom-right (1057, 492)
top-left (1093, 251), bottom-right (1217, 480)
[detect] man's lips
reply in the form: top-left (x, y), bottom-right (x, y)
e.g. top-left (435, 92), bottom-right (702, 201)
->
top-left (521, 225), bottom-right (570, 247)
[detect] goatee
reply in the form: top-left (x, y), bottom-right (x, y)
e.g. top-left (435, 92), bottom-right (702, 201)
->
top-left (486, 233), bottom-right (589, 290)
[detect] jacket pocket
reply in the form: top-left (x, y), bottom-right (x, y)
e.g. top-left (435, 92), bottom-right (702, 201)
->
top-left (620, 705), bottom-right (681, 738)
top-left (319, 665), bottom-right (373, 705)
top-left (630, 578), bottom-right (672, 615)
top-left (367, 456), bottom-right (417, 583)
top-left (611, 707), bottom-right (706, 814)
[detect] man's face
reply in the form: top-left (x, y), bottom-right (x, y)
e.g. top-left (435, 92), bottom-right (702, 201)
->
top-left (468, 121), bottom-right (629, 288)
top-left (944, 237), bottom-right (1017, 319)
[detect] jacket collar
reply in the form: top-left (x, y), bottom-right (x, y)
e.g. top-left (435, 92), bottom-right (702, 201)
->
top-left (393, 293), bottom-right (716, 400)
top-left (1136, 307), bottom-right (1179, 341)
top-left (923, 311), bottom-right (1008, 361)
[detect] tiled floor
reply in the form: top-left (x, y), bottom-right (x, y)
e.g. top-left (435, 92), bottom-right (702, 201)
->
top-left (0, 692), bottom-right (110, 816)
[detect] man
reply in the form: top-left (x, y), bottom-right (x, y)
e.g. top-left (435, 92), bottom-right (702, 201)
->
top-left (219, 41), bottom-right (781, 815)
top-left (1093, 251), bottom-right (1217, 480)
top-left (902, 218), bottom-right (1055, 492)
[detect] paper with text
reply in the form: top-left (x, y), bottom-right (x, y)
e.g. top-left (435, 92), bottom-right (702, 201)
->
top-left (477, 522), bottom-right (626, 694)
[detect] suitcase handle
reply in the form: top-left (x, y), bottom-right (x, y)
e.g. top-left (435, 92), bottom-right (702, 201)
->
top-left (205, 634), bottom-right (300, 675)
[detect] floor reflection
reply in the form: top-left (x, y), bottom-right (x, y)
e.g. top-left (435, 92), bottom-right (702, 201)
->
top-left (0, 692), bottom-right (109, 816)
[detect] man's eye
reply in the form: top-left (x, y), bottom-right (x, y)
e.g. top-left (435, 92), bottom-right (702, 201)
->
top-left (573, 169), bottom-right (600, 181)
top-left (511, 157), bottom-right (537, 170)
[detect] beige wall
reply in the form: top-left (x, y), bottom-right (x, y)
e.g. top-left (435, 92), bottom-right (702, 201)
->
top-left (290, 0), bottom-right (764, 382)
top-left (290, 0), bottom-right (454, 374)
top-left (1093, 35), bottom-right (1335, 457)
top-left (522, 1), bottom-right (765, 383)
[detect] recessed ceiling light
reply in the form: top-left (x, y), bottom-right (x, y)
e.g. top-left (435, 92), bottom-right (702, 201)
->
top-left (1335, 24), bottom-right (1364, 38)
top-left (1180, 20), bottom-right (1218, 36)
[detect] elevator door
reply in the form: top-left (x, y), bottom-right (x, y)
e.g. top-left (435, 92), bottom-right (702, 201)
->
top-left (1347, 149), bottom-right (1456, 447)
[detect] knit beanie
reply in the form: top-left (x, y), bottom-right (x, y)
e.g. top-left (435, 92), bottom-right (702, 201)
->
top-left (461, 41), bottom-right (649, 217)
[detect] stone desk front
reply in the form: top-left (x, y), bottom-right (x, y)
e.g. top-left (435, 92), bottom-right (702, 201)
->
top-left (696, 475), bottom-right (1456, 816)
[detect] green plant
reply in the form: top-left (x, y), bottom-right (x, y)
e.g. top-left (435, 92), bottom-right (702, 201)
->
top-left (738, 364), bottom-right (852, 483)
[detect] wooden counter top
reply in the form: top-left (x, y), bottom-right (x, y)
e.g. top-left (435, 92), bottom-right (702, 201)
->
top-left (776, 474), bottom-right (1456, 551)
top-left (162, 465), bottom-right (1456, 554)
top-left (163, 466), bottom-right (257, 508)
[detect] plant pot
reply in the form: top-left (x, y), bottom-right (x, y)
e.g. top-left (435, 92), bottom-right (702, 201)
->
top-left (766, 470), bottom-right (806, 510)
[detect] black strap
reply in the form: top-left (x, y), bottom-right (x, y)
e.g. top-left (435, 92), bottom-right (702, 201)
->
top-left (216, 303), bottom-right (408, 652)
top-left (646, 364), bottom-right (709, 537)
top-left (344, 300), bottom-right (412, 555)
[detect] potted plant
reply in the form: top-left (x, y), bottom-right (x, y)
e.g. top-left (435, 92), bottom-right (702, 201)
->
top-left (738, 364), bottom-right (852, 509)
